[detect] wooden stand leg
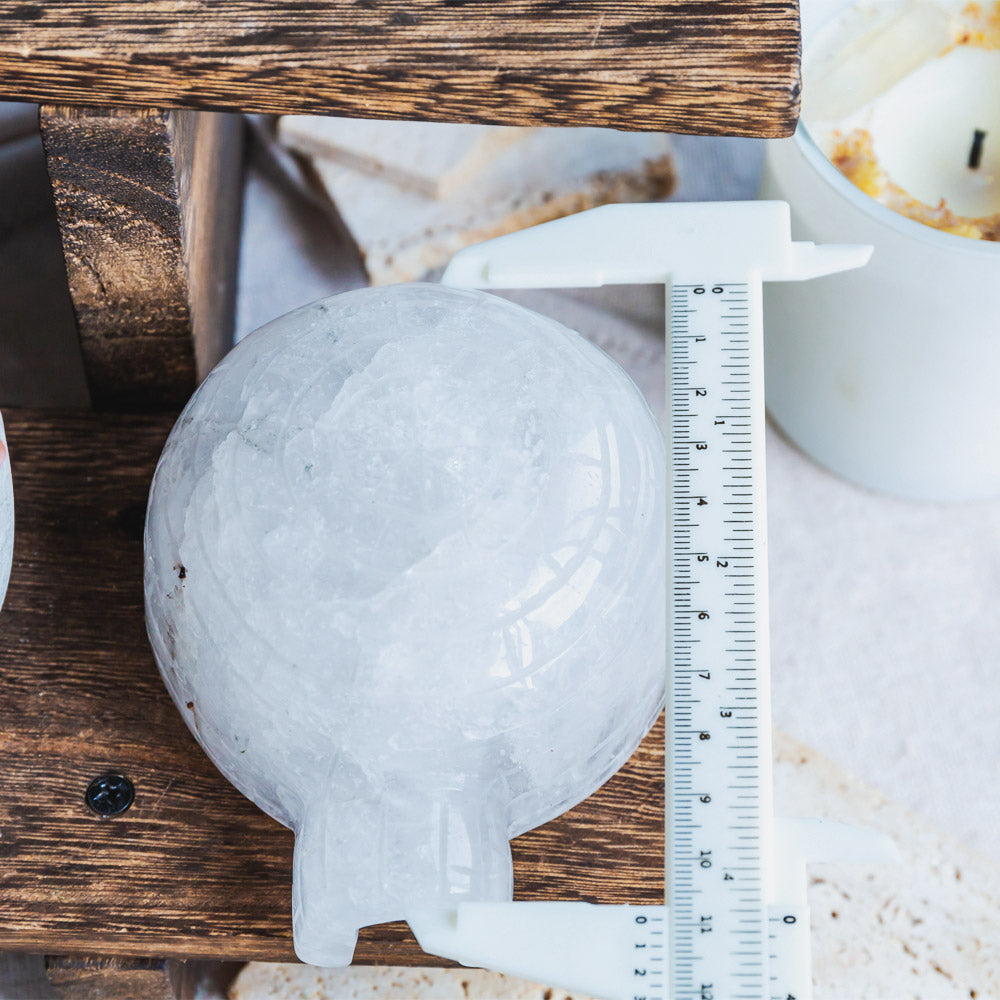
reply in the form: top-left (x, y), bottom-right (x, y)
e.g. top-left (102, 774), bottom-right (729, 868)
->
top-left (39, 107), bottom-right (244, 411)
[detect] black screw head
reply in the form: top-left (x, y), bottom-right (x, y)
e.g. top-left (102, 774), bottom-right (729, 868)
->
top-left (85, 773), bottom-right (135, 817)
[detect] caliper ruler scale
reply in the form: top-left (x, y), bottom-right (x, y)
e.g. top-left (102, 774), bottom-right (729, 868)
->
top-left (668, 276), bottom-right (774, 1000)
top-left (409, 202), bottom-right (895, 1000)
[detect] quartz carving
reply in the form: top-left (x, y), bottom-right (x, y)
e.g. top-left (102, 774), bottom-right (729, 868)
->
top-left (144, 284), bottom-right (665, 966)
top-left (0, 414), bottom-right (11, 611)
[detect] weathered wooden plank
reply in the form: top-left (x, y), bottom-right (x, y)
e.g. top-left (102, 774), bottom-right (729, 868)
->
top-left (0, 409), bottom-right (663, 963)
top-left (38, 108), bottom-right (243, 410)
top-left (0, 1), bottom-right (800, 137)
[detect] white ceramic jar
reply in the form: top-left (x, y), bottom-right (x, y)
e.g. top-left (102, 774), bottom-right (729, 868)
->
top-left (761, 0), bottom-right (1000, 501)
top-left (761, 128), bottom-right (1000, 500)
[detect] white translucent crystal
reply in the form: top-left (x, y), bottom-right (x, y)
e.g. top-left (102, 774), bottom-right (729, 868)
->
top-left (144, 284), bottom-right (665, 966)
top-left (0, 414), bottom-right (12, 610)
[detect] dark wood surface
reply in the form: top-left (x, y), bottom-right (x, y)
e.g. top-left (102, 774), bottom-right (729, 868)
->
top-left (0, 408), bottom-right (664, 964)
top-left (38, 108), bottom-right (243, 411)
top-left (0, 1), bottom-right (800, 137)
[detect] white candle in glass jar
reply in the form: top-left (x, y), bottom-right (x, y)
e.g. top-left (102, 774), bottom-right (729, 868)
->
top-left (863, 46), bottom-right (1000, 217)
top-left (761, 0), bottom-right (1000, 500)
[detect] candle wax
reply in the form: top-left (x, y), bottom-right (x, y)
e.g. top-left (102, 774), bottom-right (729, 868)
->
top-left (806, 0), bottom-right (1000, 238)
top-left (864, 46), bottom-right (1000, 217)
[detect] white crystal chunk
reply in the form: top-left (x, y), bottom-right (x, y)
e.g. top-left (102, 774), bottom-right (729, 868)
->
top-left (144, 284), bottom-right (665, 966)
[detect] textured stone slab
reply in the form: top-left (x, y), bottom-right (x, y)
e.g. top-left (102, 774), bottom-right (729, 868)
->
top-left (278, 118), bottom-right (531, 199)
top-left (774, 731), bottom-right (1000, 999)
top-left (307, 127), bottom-right (674, 285)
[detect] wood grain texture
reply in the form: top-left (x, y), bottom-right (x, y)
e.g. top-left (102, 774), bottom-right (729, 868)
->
top-left (38, 108), bottom-right (243, 411)
top-left (0, 1), bottom-right (800, 137)
top-left (0, 409), bottom-right (663, 963)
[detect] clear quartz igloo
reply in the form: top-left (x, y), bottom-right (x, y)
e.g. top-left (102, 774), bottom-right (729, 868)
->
top-left (144, 284), bottom-right (665, 966)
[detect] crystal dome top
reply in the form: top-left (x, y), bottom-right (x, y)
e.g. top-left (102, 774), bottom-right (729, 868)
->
top-left (144, 284), bottom-right (665, 966)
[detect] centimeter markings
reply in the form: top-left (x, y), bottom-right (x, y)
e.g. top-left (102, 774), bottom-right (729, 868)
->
top-left (630, 907), bottom-right (669, 999)
top-left (668, 280), bottom-right (771, 1000)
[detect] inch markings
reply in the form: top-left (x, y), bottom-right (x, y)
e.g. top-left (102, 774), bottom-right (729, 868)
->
top-left (668, 281), bottom-right (770, 1000)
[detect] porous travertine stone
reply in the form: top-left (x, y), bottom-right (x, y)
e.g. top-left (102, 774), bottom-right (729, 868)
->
top-left (307, 128), bottom-right (675, 284)
top-left (229, 963), bottom-right (595, 1000)
top-left (774, 730), bottom-right (1000, 999)
top-left (145, 284), bottom-right (666, 967)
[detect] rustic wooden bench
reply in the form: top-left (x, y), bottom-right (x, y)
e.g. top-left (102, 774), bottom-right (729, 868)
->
top-left (0, 3), bottom-right (800, 995)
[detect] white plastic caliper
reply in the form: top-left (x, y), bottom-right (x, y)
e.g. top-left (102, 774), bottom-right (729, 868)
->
top-left (408, 202), bottom-right (897, 1000)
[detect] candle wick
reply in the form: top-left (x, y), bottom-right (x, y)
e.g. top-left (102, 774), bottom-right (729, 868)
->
top-left (968, 129), bottom-right (987, 170)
